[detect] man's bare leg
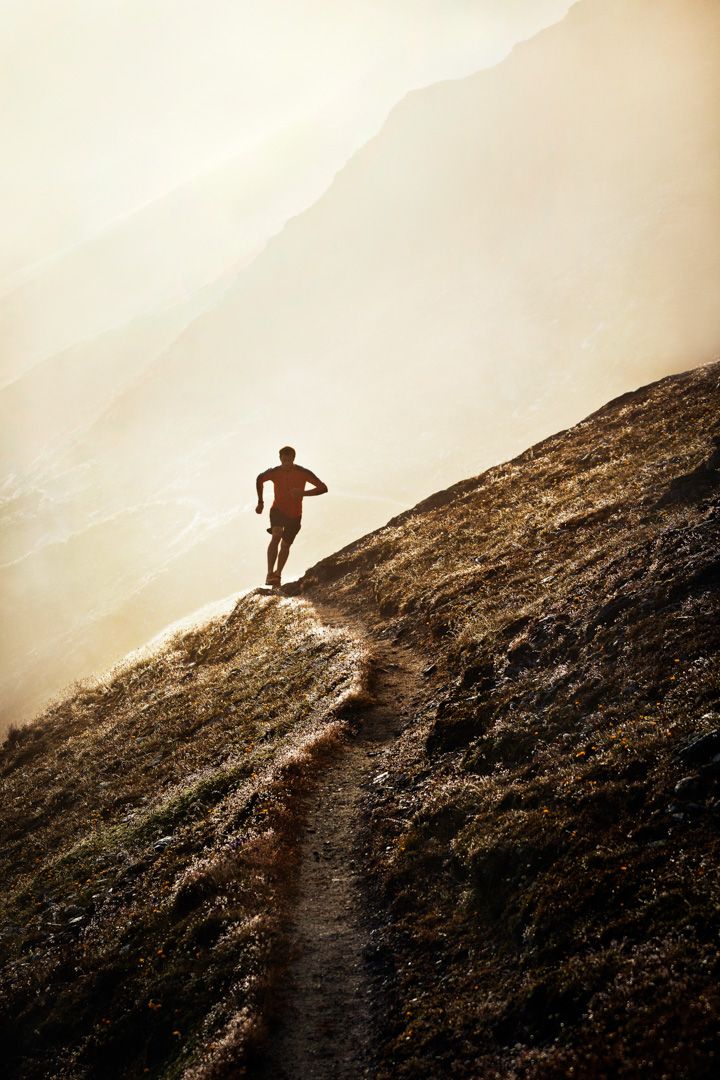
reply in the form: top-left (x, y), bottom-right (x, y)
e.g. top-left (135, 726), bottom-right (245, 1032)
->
top-left (267, 527), bottom-right (283, 581)
top-left (276, 538), bottom-right (291, 578)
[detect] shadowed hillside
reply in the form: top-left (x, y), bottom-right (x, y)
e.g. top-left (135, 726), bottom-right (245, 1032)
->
top-left (2, 360), bottom-right (720, 1078)
top-left (301, 359), bottom-right (720, 1076)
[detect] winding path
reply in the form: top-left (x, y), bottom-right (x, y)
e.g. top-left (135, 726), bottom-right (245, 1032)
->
top-left (256, 602), bottom-right (423, 1079)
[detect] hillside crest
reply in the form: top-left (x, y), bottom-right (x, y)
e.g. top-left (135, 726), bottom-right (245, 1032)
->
top-left (2, 361), bottom-right (720, 1078)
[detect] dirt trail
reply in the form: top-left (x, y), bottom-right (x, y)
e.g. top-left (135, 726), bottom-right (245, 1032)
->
top-left (255, 601), bottom-right (424, 1080)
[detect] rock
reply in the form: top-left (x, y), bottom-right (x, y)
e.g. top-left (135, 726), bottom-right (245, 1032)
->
top-left (677, 728), bottom-right (720, 765)
top-left (623, 759), bottom-right (649, 782)
top-left (426, 696), bottom-right (493, 755)
top-left (674, 775), bottom-right (703, 798)
top-left (504, 641), bottom-right (536, 675)
top-left (701, 758), bottom-right (720, 780)
top-left (422, 664), bottom-right (437, 679)
top-left (460, 661), bottom-right (495, 691)
top-left (657, 445), bottom-right (720, 505)
top-left (587, 595), bottom-right (633, 633)
top-left (497, 790), bottom-right (522, 811)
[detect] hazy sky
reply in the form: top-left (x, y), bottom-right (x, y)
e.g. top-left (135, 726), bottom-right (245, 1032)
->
top-left (1, 0), bottom-right (718, 734)
top-left (1, 0), bottom-right (576, 286)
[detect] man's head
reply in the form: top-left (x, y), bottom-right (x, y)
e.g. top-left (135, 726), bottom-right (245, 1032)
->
top-left (279, 445), bottom-right (296, 464)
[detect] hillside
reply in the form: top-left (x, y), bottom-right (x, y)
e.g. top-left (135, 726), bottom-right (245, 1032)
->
top-left (2, 359), bottom-right (720, 1078)
top-left (302, 360), bottom-right (720, 1076)
top-left (0, 599), bottom-right (369, 1078)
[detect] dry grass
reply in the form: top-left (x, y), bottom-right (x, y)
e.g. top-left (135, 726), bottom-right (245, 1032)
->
top-left (304, 361), bottom-right (720, 1077)
top-left (2, 362), bottom-right (719, 1078)
top-left (0, 592), bottom-right (367, 1079)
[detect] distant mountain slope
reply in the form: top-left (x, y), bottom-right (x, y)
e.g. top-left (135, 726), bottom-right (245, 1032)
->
top-left (71, 0), bottom-right (720, 502)
top-left (1, 361), bottom-right (719, 1077)
top-left (301, 359), bottom-right (720, 1077)
top-left (3, 0), bottom-right (718, 742)
top-left (0, 274), bottom-right (236, 490)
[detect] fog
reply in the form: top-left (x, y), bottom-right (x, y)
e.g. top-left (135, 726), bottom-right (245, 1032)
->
top-left (1, 0), bottom-right (574, 380)
top-left (1, 0), bottom-right (719, 733)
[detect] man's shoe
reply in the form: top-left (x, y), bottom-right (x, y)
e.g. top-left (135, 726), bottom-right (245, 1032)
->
top-left (266, 572), bottom-right (281, 587)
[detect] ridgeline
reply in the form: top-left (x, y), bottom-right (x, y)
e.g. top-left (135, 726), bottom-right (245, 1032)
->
top-left (2, 361), bottom-right (719, 1078)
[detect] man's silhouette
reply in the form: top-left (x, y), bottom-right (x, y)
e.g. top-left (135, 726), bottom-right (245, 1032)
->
top-left (256, 446), bottom-right (328, 587)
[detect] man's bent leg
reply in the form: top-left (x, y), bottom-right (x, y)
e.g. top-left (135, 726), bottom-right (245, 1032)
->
top-left (276, 538), bottom-right (292, 576)
top-left (267, 527), bottom-right (283, 576)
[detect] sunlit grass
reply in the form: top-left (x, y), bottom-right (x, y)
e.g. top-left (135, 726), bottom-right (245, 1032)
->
top-left (306, 362), bottom-right (720, 1077)
top-left (0, 591), bottom-right (367, 1079)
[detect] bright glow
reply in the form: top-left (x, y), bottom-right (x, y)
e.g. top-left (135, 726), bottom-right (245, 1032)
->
top-left (1, 0), bottom-right (719, 734)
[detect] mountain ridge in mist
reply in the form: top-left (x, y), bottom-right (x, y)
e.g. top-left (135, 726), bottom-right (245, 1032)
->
top-left (1, 0), bottom-right (718, 739)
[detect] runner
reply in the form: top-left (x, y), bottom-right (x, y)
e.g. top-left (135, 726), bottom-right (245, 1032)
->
top-left (256, 446), bottom-right (328, 588)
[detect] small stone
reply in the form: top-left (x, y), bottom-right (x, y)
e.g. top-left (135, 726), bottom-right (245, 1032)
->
top-left (674, 775), bottom-right (703, 798)
top-left (678, 728), bottom-right (720, 765)
top-left (700, 759), bottom-right (720, 781)
top-left (422, 664), bottom-right (437, 679)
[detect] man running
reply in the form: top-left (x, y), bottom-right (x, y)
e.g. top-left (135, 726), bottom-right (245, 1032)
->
top-left (256, 446), bottom-right (328, 587)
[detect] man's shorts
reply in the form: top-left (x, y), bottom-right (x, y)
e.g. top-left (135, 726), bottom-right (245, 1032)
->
top-left (267, 507), bottom-right (302, 545)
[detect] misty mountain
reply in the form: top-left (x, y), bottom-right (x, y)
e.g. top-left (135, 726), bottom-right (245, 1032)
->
top-left (1, 0), bottom-right (718, 732)
top-left (75, 0), bottom-right (719, 496)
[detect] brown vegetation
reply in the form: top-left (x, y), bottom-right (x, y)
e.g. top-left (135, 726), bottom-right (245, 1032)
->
top-left (2, 361), bottom-right (719, 1078)
top-left (0, 595), bottom-right (367, 1078)
top-left (302, 360), bottom-right (720, 1077)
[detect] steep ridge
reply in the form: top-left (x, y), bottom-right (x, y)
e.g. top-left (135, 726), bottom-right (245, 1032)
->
top-left (1, 361), bottom-right (719, 1078)
top-left (296, 360), bottom-right (720, 1076)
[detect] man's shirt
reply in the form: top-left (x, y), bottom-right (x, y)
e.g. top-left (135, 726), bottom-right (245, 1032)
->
top-left (259, 464), bottom-right (322, 519)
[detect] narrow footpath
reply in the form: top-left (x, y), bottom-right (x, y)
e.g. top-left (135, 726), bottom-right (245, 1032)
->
top-left (256, 602), bottom-right (424, 1080)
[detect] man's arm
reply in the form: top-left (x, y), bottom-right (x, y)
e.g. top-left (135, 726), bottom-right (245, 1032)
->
top-left (301, 470), bottom-right (328, 498)
top-left (255, 468), bottom-right (273, 514)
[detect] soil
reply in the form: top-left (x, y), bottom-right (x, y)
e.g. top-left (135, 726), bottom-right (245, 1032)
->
top-left (255, 602), bottom-right (425, 1080)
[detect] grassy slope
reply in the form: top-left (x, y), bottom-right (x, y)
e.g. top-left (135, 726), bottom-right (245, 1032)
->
top-left (0, 595), bottom-right (367, 1079)
top-left (2, 361), bottom-right (719, 1079)
top-left (302, 360), bottom-right (720, 1077)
